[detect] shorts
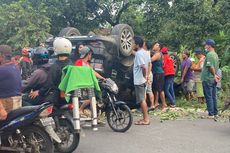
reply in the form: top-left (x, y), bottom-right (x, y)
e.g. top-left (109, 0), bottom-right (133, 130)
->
top-left (152, 73), bottom-right (165, 92)
top-left (182, 79), bottom-right (195, 93)
top-left (0, 96), bottom-right (22, 118)
top-left (134, 83), bottom-right (146, 104)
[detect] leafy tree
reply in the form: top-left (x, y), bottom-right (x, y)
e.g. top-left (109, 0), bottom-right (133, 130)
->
top-left (0, 0), bottom-right (50, 50)
top-left (143, 0), bottom-right (222, 50)
top-left (42, 0), bottom-right (100, 35)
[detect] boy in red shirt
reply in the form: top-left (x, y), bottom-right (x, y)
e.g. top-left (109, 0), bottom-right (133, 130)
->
top-left (75, 46), bottom-right (105, 117)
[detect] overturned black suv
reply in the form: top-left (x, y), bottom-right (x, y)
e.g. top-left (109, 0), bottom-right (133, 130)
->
top-left (46, 24), bottom-right (180, 106)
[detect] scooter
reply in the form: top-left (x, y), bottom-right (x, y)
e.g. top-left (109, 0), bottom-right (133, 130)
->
top-left (22, 95), bottom-right (80, 153)
top-left (65, 78), bottom-right (133, 133)
top-left (0, 102), bottom-right (59, 153)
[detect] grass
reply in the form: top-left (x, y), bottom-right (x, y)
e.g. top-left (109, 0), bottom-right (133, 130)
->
top-left (133, 89), bottom-right (230, 122)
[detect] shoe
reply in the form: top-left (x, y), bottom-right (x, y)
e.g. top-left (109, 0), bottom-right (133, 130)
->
top-left (170, 105), bottom-right (176, 108)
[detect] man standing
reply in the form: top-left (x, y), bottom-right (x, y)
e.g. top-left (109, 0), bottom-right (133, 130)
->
top-left (162, 47), bottom-right (176, 107)
top-left (181, 49), bottom-right (195, 100)
top-left (201, 39), bottom-right (219, 118)
top-left (192, 48), bottom-right (205, 103)
top-left (0, 45), bottom-right (22, 120)
top-left (151, 42), bottom-right (167, 110)
top-left (133, 36), bottom-right (150, 125)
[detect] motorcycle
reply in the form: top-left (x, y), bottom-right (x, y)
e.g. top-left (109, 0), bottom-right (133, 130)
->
top-left (22, 95), bottom-right (80, 153)
top-left (66, 78), bottom-right (133, 132)
top-left (52, 104), bottom-right (80, 153)
top-left (98, 78), bottom-right (133, 132)
top-left (0, 102), bottom-right (58, 153)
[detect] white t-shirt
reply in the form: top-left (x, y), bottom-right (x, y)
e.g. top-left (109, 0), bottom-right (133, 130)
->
top-left (133, 49), bottom-right (151, 85)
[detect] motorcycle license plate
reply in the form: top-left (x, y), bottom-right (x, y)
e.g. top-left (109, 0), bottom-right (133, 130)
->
top-left (40, 117), bottom-right (55, 126)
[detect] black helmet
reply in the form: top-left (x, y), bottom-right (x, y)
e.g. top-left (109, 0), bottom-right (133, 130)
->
top-left (32, 47), bottom-right (49, 65)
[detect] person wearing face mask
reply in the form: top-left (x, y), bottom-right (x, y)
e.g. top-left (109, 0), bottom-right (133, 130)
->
top-left (201, 39), bottom-right (219, 119)
top-left (192, 48), bottom-right (206, 103)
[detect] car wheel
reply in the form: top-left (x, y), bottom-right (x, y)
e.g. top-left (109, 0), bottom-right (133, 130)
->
top-left (58, 27), bottom-right (81, 37)
top-left (112, 24), bottom-right (134, 57)
top-left (119, 55), bottom-right (135, 72)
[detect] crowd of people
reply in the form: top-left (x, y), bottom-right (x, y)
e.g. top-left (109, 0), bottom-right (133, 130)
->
top-left (132, 37), bottom-right (220, 125)
top-left (0, 36), bottom-right (221, 125)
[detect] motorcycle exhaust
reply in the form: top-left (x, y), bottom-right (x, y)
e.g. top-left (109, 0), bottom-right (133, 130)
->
top-left (40, 117), bottom-right (62, 143)
top-left (72, 96), bottom-right (81, 133)
top-left (91, 97), bottom-right (98, 131)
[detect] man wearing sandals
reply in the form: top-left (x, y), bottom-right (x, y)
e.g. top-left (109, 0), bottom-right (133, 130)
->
top-left (133, 36), bottom-right (151, 125)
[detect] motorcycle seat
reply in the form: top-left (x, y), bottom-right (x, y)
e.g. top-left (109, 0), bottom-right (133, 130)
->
top-left (5, 105), bottom-right (40, 123)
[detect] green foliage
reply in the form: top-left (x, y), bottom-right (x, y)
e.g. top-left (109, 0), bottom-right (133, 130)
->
top-left (0, 0), bottom-right (50, 50)
top-left (43, 0), bottom-right (99, 35)
top-left (120, 4), bottom-right (145, 36)
top-left (143, 0), bottom-right (222, 49)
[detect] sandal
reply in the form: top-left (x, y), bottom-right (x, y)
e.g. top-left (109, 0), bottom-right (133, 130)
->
top-left (154, 104), bottom-right (160, 109)
top-left (134, 120), bottom-right (150, 125)
top-left (148, 107), bottom-right (155, 112)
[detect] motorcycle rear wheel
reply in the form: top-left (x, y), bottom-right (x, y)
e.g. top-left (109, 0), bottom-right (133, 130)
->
top-left (22, 125), bottom-right (54, 153)
top-left (106, 104), bottom-right (133, 132)
top-left (55, 119), bottom-right (80, 153)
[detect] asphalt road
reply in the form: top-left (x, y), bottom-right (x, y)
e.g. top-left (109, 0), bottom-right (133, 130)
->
top-left (75, 117), bottom-right (230, 153)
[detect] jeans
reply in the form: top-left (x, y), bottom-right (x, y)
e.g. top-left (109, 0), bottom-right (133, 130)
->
top-left (164, 75), bottom-right (176, 105)
top-left (202, 81), bottom-right (218, 116)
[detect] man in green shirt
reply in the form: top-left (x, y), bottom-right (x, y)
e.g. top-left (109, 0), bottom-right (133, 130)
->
top-left (201, 39), bottom-right (219, 118)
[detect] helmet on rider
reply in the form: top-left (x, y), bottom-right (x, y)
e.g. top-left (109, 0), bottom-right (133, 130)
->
top-left (53, 37), bottom-right (72, 56)
top-left (32, 47), bottom-right (49, 65)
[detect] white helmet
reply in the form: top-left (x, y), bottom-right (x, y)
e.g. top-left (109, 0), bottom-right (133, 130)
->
top-left (53, 37), bottom-right (72, 55)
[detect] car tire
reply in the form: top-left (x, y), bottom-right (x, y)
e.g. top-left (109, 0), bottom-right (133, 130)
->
top-left (58, 27), bottom-right (81, 37)
top-left (119, 55), bottom-right (135, 72)
top-left (112, 24), bottom-right (134, 57)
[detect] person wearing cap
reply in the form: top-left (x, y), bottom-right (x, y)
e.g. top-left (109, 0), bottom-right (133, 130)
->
top-left (74, 46), bottom-right (106, 117)
top-left (162, 47), bottom-right (176, 107)
top-left (181, 49), bottom-right (195, 101)
top-left (192, 48), bottom-right (205, 103)
top-left (201, 39), bottom-right (219, 118)
top-left (19, 47), bottom-right (33, 80)
top-left (0, 45), bottom-right (22, 120)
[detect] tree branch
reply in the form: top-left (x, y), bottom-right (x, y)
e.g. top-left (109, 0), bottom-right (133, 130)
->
top-left (115, 2), bottom-right (130, 25)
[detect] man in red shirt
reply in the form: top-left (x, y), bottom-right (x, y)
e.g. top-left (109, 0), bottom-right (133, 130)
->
top-left (162, 47), bottom-right (176, 107)
top-left (75, 46), bottom-right (105, 117)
